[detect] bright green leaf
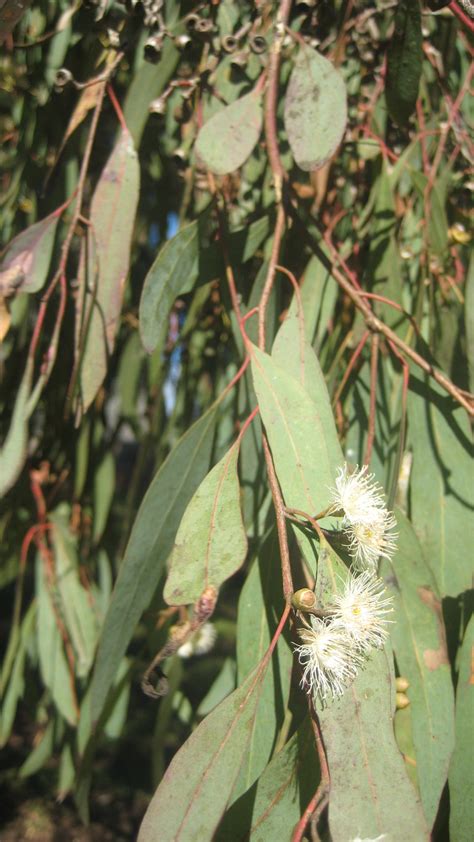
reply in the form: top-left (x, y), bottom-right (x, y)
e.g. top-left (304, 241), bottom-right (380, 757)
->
top-left (449, 614), bottom-right (474, 842)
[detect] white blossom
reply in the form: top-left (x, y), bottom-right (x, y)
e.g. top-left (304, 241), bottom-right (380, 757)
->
top-left (330, 464), bottom-right (398, 570)
top-left (177, 622), bottom-right (217, 659)
top-left (346, 512), bottom-right (398, 571)
top-left (293, 617), bottom-right (362, 701)
top-left (330, 571), bottom-right (393, 653)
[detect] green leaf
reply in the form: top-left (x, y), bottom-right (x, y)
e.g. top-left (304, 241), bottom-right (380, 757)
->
top-left (316, 541), bottom-right (429, 841)
top-left (164, 440), bottom-right (247, 605)
top-left (465, 253), bottom-right (474, 393)
top-left (250, 343), bottom-right (341, 518)
top-left (408, 375), bottom-right (474, 597)
top-left (232, 530), bottom-right (292, 802)
top-left (78, 129), bottom-right (140, 414)
top-left (90, 402), bottom-right (218, 724)
top-left (386, 0), bottom-right (422, 125)
top-left (449, 615), bottom-right (474, 842)
top-left (195, 91), bottom-right (263, 175)
top-left (218, 717), bottom-right (319, 841)
top-left (19, 719), bottom-right (55, 778)
top-left (0, 603), bottom-right (36, 747)
top-left (287, 255), bottom-right (337, 350)
top-left (0, 358), bottom-right (32, 498)
top-left (384, 510), bottom-right (455, 828)
top-left (284, 45), bottom-right (347, 172)
top-left (50, 507), bottom-right (99, 678)
top-left (92, 450), bottom-right (115, 543)
top-left (197, 658), bottom-right (236, 718)
top-left (272, 312), bottom-right (342, 469)
top-left (137, 662), bottom-right (270, 842)
top-left (139, 219), bottom-right (200, 354)
top-left (0, 210), bottom-right (59, 297)
top-left (139, 215), bottom-right (270, 355)
top-left (36, 556), bottom-right (78, 726)
top-left (123, 39), bottom-right (179, 148)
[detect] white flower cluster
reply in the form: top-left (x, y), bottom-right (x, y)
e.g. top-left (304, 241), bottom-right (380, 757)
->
top-left (294, 572), bottom-right (393, 701)
top-left (330, 464), bottom-right (397, 571)
top-left (294, 465), bottom-right (396, 701)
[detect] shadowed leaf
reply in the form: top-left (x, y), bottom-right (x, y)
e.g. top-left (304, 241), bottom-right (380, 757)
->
top-left (137, 662), bottom-right (270, 842)
top-left (78, 129), bottom-right (139, 414)
top-left (0, 211), bottom-right (59, 297)
top-left (449, 614), bottom-right (474, 842)
top-left (164, 440), bottom-right (247, 605)
top-left (386, 0), bottom-right (422, 125)
top-left (90, 402), bottom-right (218, 723)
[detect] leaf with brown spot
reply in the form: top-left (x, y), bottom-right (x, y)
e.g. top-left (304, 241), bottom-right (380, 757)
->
top-left (382, 510), bottom-right (455, 828)
top-left (0, 212), bottom-right (59, 298)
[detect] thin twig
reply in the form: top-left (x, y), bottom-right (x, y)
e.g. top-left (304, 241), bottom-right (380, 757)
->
top-left (287, 206), bottom-right (474, 416)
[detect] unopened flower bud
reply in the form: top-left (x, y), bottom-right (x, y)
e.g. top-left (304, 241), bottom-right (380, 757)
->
top-left (292, 588), bottom-right (317, 611)
top-left (395, 676), bottom-right (410, 692)
top-left (396, 692), bottom-right (410, 709)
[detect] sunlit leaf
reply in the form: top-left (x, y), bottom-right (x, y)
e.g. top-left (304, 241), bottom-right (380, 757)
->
top-left (408, 375), bottom-right (474, 597)
top-left (195, 91), bottom-right (263, 175)
top-left (284, 45), bottom-right (347, 172)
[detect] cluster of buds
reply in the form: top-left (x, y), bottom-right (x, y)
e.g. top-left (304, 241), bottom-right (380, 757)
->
top-left (294, 464), bottom-right (397, 702)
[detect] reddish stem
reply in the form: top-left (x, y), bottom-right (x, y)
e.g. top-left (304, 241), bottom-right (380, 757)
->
top-left (449, 1), bottom-right (474, 33)
top-left (107, 83), bottom-right (129, 133)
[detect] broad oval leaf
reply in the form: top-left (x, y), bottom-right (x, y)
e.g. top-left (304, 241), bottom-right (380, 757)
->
top-left (195, 91), bottom-right (263, 175)
top-left (284, 45), bottom-right (347, 172)
top-left (164, 440), bottom-right (247, 606)
top-left (138, 663), bottom-right (269, 842)
top-left (78, 128), bottom-right (140, 414)
top-left (384, 510), bottom-right (455, 828)
top-left (90, 402), bottom-right (218, 724)
top-left (386, 0), bottom-right (422, 125)
top-left (0, 211), bottom-right (59, 297)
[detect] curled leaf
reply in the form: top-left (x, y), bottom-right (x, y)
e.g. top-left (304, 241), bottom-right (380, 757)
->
top-left (0, 212), bottom-right (59, 297)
